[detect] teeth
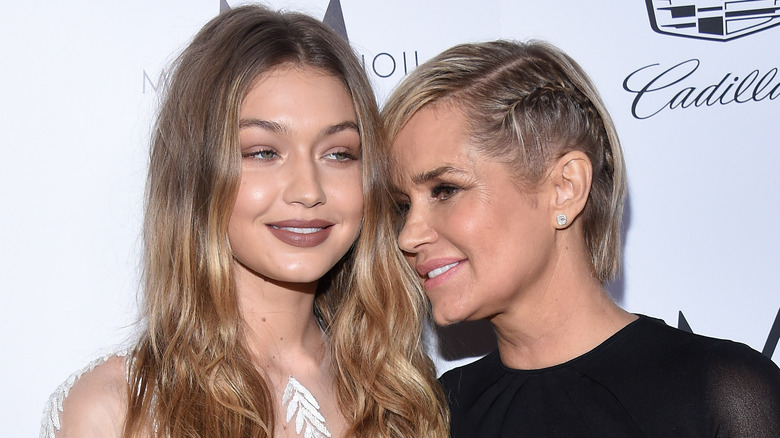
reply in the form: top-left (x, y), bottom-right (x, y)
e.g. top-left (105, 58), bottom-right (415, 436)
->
top-left (270, 225), bottom-right (323, 234)
top-left (427, 262), bottom-right (459, 279)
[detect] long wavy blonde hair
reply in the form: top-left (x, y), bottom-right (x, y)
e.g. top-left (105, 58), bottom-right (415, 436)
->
top-left (125, 5), bottom-right (448, 437)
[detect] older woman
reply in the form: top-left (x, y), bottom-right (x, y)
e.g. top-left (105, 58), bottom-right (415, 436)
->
top-left (383, 40), bottom-right (780, 437)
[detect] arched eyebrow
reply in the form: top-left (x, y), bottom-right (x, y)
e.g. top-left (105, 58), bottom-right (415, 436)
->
top-left (321, 121), bottom-right (359, 136)
top-left (238, 119), bottom-right (359, 137)
top-left (239, 118), bottom-right (290, 134)
top-left (411, 166), bottom-right (466, 185)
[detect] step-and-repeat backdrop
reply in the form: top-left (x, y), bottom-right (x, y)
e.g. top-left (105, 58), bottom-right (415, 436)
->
top-left (3, 1), bottom-right (778, 435)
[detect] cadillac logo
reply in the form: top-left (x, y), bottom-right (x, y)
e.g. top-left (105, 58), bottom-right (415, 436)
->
top-left (646, 0), bottom-right (780, 41)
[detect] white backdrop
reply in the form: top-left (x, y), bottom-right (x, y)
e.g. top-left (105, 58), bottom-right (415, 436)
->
top-left (2, 1), bottom-right (778, 436)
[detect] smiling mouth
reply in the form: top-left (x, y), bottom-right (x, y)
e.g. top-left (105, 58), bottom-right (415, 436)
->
top-left (269, 225), bottom-right (324, 234)
top-left (266, 221), bottom-right (334, 247)
top-left (427, 262), bottom-right (459, 279)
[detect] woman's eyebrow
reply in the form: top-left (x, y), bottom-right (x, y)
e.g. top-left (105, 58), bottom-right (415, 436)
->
top-left (411, 166), bottom-right (465, 185)
top-left (238, 118), bottom-right (290, 135)
top-left (321, 121), bottom-right (359, 136)
top-left (238, 119), bottom-right (358, 137)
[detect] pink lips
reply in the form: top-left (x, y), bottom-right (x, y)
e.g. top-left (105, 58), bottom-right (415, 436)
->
top-left (416, 258), bottom-right (465, 290)
top-left (266, 219), bottom-right (334, 248)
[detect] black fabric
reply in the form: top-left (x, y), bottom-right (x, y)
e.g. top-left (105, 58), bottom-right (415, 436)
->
top-left (440, 315), bottom-right (780, 437)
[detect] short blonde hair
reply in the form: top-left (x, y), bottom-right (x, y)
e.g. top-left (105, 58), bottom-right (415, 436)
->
top-left (383, 40), bottom-right (626, 282)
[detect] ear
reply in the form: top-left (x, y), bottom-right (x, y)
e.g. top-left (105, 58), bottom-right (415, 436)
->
top-left (548, 150), bottom-right (592, 229)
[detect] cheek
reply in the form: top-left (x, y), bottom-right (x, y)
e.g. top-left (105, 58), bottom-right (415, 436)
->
top-left (344, 194), bottom-right (364, 238)
top-left (438, 203), bottom-right (487, 246)
top-left (403, 253), bottom-right (415, 269)
top-left (326, 171), bottom-right (363, 218)
top-left (234, 172), bottom-right (276, 211)
top-left (228, 177), bottom-right (274, 232)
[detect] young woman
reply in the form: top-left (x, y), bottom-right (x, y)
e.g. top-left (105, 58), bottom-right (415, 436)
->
top-left (383, 40), bottom-right (780, 437)
top-left (42, 6), bottom-right (447, 437)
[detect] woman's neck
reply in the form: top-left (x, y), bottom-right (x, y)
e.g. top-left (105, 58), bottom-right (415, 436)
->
top-left (235, 270), bottom-right (326, 373)
top-left (493, 287), bottom-right (634, 370)
top-left (491, 235), bottom-right (636, 370)
top-left (235, 272), bottom-right (346, 438)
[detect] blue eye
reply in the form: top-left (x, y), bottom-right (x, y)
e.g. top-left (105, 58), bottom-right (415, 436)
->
top-left (324, 150), bottom-right (358, 162)
top-left (244, 149), bottom-right (278, 160)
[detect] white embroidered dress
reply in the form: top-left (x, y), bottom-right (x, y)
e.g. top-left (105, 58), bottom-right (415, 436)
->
top-left (40, 350), bottom-right (128, 438)
top-left (40, 351), bottom-right (331, 438)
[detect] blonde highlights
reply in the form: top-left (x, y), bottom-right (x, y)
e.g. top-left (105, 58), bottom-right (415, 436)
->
top-left (383, 40), bottom-right (626, 283)
top-left (127, 5), bottom-right (446, 437)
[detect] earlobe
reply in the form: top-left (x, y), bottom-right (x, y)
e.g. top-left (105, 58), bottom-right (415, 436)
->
top-left (551, 151), bottom-right (592, 229)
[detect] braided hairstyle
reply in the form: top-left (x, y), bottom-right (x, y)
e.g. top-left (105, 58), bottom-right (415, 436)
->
top-left (382, 40), bottom-right (626, 283)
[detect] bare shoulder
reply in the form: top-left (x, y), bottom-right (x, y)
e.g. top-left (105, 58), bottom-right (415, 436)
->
top-left (46, 355), bottom-right (129, 438)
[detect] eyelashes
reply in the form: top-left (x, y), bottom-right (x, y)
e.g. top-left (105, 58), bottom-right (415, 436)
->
top-left (393, 183), bottom-right (461, 221)
top-left (323, 150), bottom-right (359, 162)
top-left (243, 148), bottom-right (278, 159)
top-left (241, 147), bottom-right (360, 162)
top-left (431, 183), bottom-right (460, 201)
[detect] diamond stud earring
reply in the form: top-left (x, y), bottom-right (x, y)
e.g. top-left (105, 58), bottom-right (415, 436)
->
top-left (556, 214), bottom-right (567, 226)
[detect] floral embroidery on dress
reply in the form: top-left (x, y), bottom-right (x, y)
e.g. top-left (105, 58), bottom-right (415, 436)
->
top-left (282, 376), bottom-right (331, 438)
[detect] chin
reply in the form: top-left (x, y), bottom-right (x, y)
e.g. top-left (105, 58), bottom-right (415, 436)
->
top-left (432, 302), bottom-right (490, 327)
top-left (432, 309), bottom-right (466, 327)
top-left (273, 271), bottom-right (330, 285)
top-left (273, 259), bottom-right (341, 282)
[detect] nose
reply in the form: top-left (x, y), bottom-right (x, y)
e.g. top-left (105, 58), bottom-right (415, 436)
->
top-left (397, 203), bottom-right (437, 254)
top-left (282, 158), bottom-right (326, 207)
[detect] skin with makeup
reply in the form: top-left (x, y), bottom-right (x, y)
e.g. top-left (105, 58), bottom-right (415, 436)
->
top-left (383, 40), bottom-right (780, 437)
top-left (41, 6), bottom-right (447, 438)
top-left (228, 64), bottom-right (362, 438)
top-left (54, 43), bottom-right (357, 438)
